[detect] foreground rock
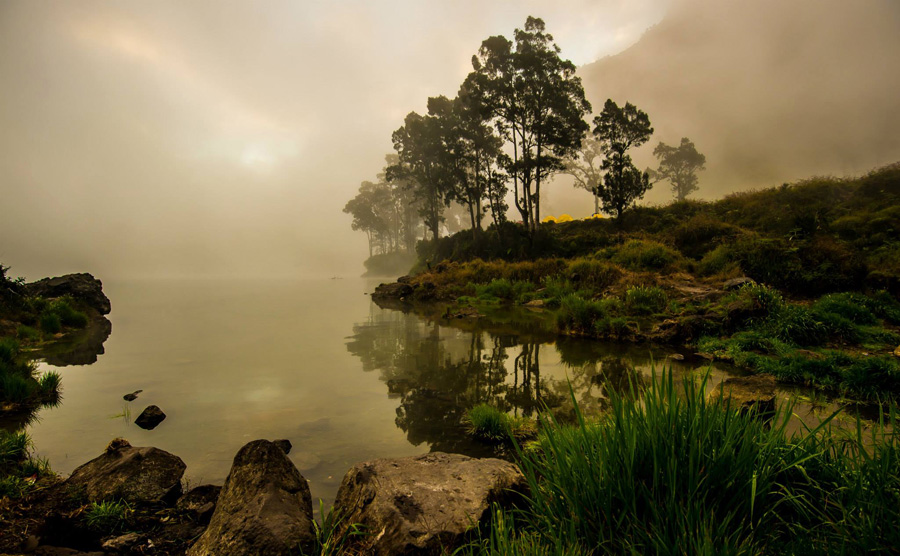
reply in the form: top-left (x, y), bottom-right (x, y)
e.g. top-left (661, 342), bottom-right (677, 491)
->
top-left (708, 374), bottom-right (777, 417)
top-left (134, 405), bottom-right (167, 430)
top-left (64, 438), bottom-right (186, 504)
top-left (25, 273), bottom-right (111, 315)
top-left (187, 439), bottom-right (316, 556)
top-left (333, 452), bottom-right (527, 555)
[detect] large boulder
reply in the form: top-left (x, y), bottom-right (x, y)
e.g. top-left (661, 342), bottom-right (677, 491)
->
top-left (64, 439), bottom-right (185, 505)
top-left (333, 452), bottom-right (527, 556)
top-left (25, 273), bottom-right (111, 315)
top-left (186, 440), bottom-right (316, 556)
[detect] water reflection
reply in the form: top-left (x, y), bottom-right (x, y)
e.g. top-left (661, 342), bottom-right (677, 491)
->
top-left (347, 304), bottom-right (712, 456)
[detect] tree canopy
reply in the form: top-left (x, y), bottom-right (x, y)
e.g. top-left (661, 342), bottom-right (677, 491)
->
top-left (652, 137), bottom-right (706, 201)
top-left (593, 99), bottom-right (654, 218)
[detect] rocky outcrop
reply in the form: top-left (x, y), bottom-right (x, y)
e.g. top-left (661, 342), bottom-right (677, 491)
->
top-left (25, 273), bottom-right (111, 315)
top-left (186, 439), bottom-right (316, 556)
top-left (134, 405), bottom-right (167, 430)
top-left (372, 281), bottom-right (414, 301)
top-left (64, 439), bottom-right (186, 505)
top-left (333, 452), bottom-right (527, 556)
top-left (723, 276), bottom-right (755, 290)
top-left (708, 374), bottom-right (777, 418)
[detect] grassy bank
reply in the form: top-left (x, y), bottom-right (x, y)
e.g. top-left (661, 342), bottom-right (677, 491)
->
top-left (382, 165), bottom-right (900, 401)
top-left (469, 371), bottom-right (900, 555)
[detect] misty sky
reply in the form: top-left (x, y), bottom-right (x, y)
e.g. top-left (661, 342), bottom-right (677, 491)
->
top-left (0, 1), bottom-right (668, 280)
top-left (1, 1), bottom-right (896, 281)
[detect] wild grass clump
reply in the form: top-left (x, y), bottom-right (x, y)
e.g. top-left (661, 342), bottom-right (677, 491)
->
top-left (610, 239), bottom-right (682, 272)
top-left (0, 430), bottom-right (29, 468)
top-left (306, 501), bottom-right (367, 556)
top-left (48, 297), bottom-right (88, 328)
top-left (466, 404), bottom-right (535, 442)
top-left (470, 370), bottom-right (900, 555)
top-left (83, 499), bottom-right (131, 532)
top-left (556, 295), bottom-right (608, 333)
top-left (565, 258), bottom-right (621, 291)
top-left (623, 285), bottom-right (667, 315)
top-left (0, 339), bottom-right (62, 404)
top-left (474, 279), bottom-right (535, 303)
top-left (39, 312), bottom-right (61, 334)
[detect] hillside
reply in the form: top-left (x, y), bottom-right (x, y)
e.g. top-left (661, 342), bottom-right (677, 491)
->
top-left (576, 0), bottom-right (900, 200)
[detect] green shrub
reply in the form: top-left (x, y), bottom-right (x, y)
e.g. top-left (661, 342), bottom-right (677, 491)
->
top-left (0, 374), bottom-right (32, 403)
top-left (611, 240), bottom-right (682, 272)
top-left (39, 313), bottom-right (61, 334)
top-left (766, 304), bottom-right (827, 346)
top-left (38, 371), bottom-right (62, 399)
top-left (814, 293), bottom-right (878, 325)
top-left (671, 214), bottom-right (742, 259)
top-left (15, 325), bottom-right (40, 341)
top-left (623, 286), bottom-right (667, 315)
top-left (738, 283), bottom-right (783, 315)
top-left (556, 295), bottom-right (607, 332)
top-left (48, 298), bottom-right (88, 328)
top-left (565, 259), bottom-right (621, 292)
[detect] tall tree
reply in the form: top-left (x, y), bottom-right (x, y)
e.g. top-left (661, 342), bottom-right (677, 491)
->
top-left (563, 135), bottom-right (605, 215)
top-left (391, 111), bottom-right (452, 241)
top-left (593, 99), bottom-right (654, 218)
top-left (652, 137), bottom-right (706, 201)
top-left (469, 16), bottom-right (591, 233)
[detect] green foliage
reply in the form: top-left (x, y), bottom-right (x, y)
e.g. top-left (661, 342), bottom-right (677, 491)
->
top-left (765, 304), bottom-right (827, 346)
top-left (556, 295), bottom-right (608, 333)
top-left (16, 325), bottom-right (40, 341)
top-left (39, 312), bottom-right (61, 334)
top-left (593, 99), bottom-right (654, 218)
top-left (672, 214), bottom-right (741, 259)
top-left (0, 430), bottom-right (29, 468)
top-left (466, 403), bottom-right (535, 442)
top-left (48, 298), bottom-right (88, 328)
top-left (306, 500), bottom-right (367, 556)
top-left (474, 279), bottom-right (535, 303)
top-left (481, 371), bottom-right (900, 554)
top-left (83, 500), bottom-right (130, 532)
top-left (611, 239), bottom-right (681, 271)
top-left (623, 285), bottom-right (667, 315)
top-left (565, 258), bottom-right (621, 291)
top-left (0, 475), bottom-right (27, 499)
top-left (0, 338), bottom-right (61, 405)
top-left (653, 137), bottom-right (706, 202)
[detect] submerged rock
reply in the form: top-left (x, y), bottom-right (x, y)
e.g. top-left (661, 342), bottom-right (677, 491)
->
top-left (332, 452), bottom-right (527, 556)
top-left (25, 273), bottom-right (111, 315)
top-left (134, 405), bottom-right (167, 430)
top-left (708, 374), bottom-right (777, 418)
top-left (123, 389), bottom-right (143, 401)
top-left (64, 438), bottom-right (186, 504)
top-left (186, 439), bottom-right (316, 556)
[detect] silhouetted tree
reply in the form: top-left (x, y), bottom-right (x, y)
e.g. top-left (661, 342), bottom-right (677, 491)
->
top-left (563, 135), bottom-right (605, 215)
top-left (593, 99), bottom-right (654, 217)
top-left (391, 111), bottom-right (453, 241)
top-left (652, 137), bottom-right (706, 201)
top-left (469, 17), bottom-right (590, 232)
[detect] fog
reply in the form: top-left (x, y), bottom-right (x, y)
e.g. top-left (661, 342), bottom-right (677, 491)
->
top-left (1, 0), bottom-right (896, 280)
top-left (545, 0), bottom-right (900, 217)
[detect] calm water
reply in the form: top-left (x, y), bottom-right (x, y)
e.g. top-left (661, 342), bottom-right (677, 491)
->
top-left (22, 278), bottom-right (757, 504)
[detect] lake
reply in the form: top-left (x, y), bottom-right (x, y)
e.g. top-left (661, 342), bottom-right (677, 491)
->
top-left (23, 277), bottom-right (779, 505)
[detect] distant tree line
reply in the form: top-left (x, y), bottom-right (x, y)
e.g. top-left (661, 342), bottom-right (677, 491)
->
top-left (345, 16), bottom-right (707, 256)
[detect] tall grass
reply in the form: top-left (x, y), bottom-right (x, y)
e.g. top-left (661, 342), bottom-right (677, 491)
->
top-left (472, 370), bottom-right (900, 555)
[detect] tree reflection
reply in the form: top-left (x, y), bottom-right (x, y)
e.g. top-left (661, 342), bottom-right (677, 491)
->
top-left (347, 303), bottom-right (659, 454)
